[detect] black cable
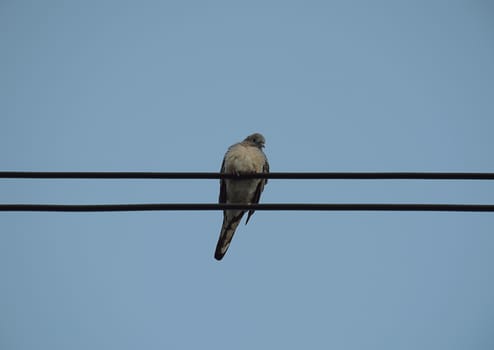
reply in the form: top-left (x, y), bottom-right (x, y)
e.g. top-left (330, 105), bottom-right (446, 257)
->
top-left (1, 203), bottom-right (493, 212)
top-left (1, 171), bottom-right (494, 180)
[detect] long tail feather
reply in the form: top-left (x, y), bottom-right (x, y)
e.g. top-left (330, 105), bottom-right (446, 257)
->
top-left (214, 211), bottom-right (244, 260)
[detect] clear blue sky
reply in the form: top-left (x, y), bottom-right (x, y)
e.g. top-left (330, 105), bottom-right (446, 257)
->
top-left (1, 1), bottom-right (494, 349)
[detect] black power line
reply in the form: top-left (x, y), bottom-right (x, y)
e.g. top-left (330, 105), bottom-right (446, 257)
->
top-left (1, 203), bottom-right (493, 212)
top-left (2, 172), bottom-right (492, 212)
top-left (1, 171), bottom-right (494, 180)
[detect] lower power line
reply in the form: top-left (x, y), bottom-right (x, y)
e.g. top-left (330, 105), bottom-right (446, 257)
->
top-left (1, 203), bottom-right (493, 212)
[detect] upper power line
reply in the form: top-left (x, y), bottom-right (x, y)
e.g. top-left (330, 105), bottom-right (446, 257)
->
top-left (1, 171), bottom-right (494, 180)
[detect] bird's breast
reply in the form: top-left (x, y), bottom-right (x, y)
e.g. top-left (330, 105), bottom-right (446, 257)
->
top-left (224, 145), bottom-right (264, 173)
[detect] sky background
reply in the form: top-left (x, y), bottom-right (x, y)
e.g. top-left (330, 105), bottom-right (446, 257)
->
top-left (1, 1), bottom-right (494, 349)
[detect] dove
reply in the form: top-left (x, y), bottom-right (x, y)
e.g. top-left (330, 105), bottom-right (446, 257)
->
top-left (214, 133), bottom-right (270, 260)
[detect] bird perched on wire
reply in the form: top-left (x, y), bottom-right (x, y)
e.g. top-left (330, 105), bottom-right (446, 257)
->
top-left (214, 133), bottom-right (270, 260)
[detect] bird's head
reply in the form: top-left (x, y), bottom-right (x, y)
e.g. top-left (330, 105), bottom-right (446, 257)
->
top-left (244, 133), bottom-right (266, 148)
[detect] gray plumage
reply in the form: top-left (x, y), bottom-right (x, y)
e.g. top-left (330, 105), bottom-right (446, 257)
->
top-left (214, 133), bottom-right (269, 260)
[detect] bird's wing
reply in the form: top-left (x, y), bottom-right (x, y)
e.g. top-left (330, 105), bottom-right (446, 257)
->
top-left (218, 156), bottom-right (227, 204)
top-left (245, 152), bottom-right (269, 224)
